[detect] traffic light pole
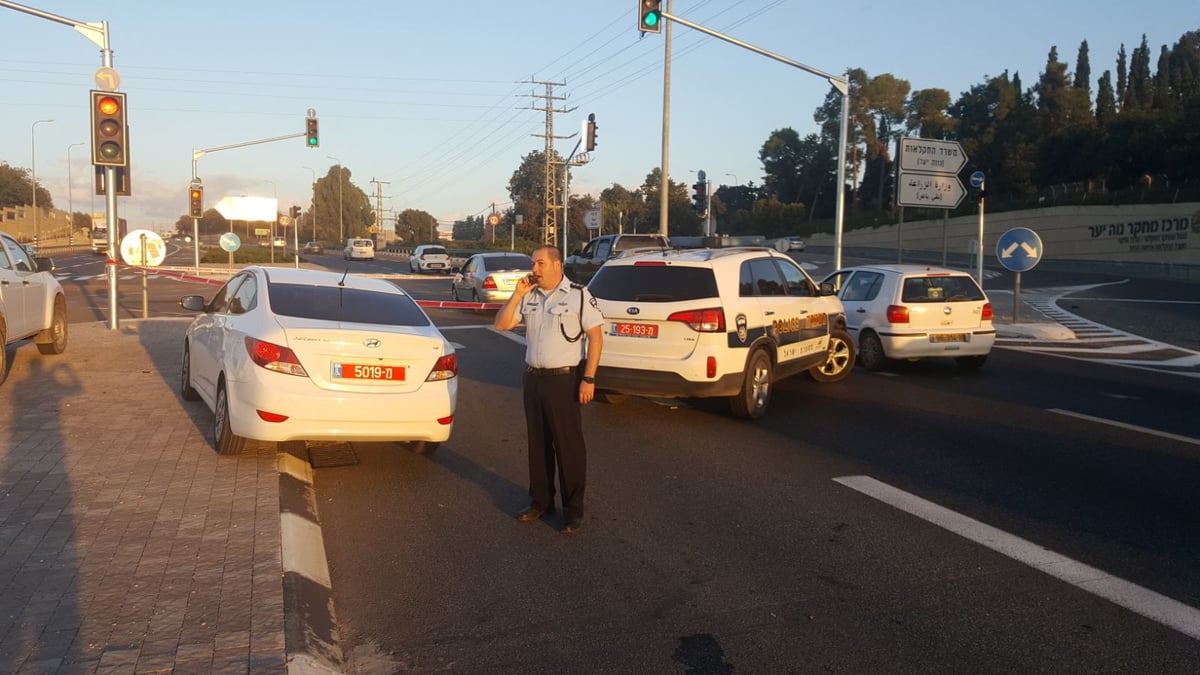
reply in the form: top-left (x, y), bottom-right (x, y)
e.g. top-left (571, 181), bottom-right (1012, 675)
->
top-left (656, 9), bottom-right (850, 269)
top-left (190, 131), bottom-right (306, 269)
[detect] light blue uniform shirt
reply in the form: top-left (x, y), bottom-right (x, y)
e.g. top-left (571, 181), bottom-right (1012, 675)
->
top-left (518, 277), bottom-right (605, 368)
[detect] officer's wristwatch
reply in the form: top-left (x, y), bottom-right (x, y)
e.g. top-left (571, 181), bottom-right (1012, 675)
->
top-left (581, 375), bottom-right (595, 384)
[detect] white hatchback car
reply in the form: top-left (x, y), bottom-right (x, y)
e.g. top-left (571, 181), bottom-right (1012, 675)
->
top-left (409, 244), bottom-right (451, 274)
top-left (179, 266), bottom-right (458, 455)
top-left (821, 264), bottom-right (995, 371)
top-left (1, 231), bottom-right (68, 384)
top-left (588, 247), bottom-right (854, 419)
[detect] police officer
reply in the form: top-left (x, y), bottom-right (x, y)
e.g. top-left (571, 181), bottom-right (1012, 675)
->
top-left (493, 245), bottom-right (604, 534)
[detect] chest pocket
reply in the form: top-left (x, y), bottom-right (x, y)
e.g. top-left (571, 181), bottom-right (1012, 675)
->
top-left (553, 292), bottom-right (586, 343)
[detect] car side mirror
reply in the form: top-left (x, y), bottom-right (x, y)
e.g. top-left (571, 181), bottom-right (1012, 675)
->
top-left (180, 295), bottom-right (208, 312)
top-left (818, 281), bottom-right (836, 296)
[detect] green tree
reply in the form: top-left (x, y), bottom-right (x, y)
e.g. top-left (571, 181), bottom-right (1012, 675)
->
top-left (395, 208), bottom-right (438, 243)
top-left (599, 183), bottom-right (645, 234)
top-left (318, 165), bottom-right (373, 241)
top-left (508, 149), bottom-right (566, 243)
top-left (0, 163), bottom-right (53, 210)
top-left (1096, 70), bottom-right (1117, 125)
top-left (905, 88), bottom-right (955, 139)
top-left (1074, 40), bottom-right (1091, 93)
top-left (638, 167), bottom-right (702, 236)
top-left (1126, 35), bottom-right (1153, 110)
top-left (1116, 44), bottom-right (1128, 110)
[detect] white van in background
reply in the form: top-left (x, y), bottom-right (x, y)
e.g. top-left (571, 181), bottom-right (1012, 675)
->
top-left (343, 238), bottom-right (374, 261)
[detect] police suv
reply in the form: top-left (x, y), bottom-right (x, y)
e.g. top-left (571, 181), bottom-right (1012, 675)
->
top-left (587, 247), bottom-right (854, 419)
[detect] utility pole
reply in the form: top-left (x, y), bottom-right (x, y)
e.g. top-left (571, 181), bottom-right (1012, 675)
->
top-left (524, 79), bottom-right (574, 246)
top-left (370, 177), bottom-right (389, 245)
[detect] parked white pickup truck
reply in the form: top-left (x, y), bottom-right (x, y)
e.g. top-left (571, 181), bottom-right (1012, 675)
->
top-left (563, 233), bottom-right (670, 284)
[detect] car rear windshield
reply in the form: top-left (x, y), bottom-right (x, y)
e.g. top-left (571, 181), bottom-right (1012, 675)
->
top-left (423, 247), bottom-right (448, 256)
top-left (901, 275), bottom-right (986, 302)
top-left (351, 239), bottom-right (373, 247)
top-left (488, 255), bottom-right (531, 270)
top-left (268, 282), bottom-right (431, 326)
top-left (588, 265), bottom-right (719, 302)
top-left (614, 236), bottom-right (667, 251)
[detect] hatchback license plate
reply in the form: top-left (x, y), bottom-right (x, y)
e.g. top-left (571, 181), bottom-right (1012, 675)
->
top-left (612, 322), bottom-right (658, 339)
top-left (930, 333), bottom-right (968, 343)
top-left (333, 363), bottom-right (406, 380)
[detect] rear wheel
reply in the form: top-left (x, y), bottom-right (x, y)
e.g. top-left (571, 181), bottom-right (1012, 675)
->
top-left (409, 441), bottom-right (440, 455)
top-left (35, 296), bottom-right (68, 355)
top-left (214, 381), bottom-right (246, 455)
top-left (471, 289), bottom-right (481, 304)
top-left (451, 284), bottom-right (461, 301)
top-left (858, 331), bottom-right (888, 372)
top-left (181, 343), bottom-right (200, 401)
top-left (729, 349), bottom-right (772, 419)
top-left (955, 354), bottom-right (988, 371)
top-left (809, 328), bottom-right (855, 383)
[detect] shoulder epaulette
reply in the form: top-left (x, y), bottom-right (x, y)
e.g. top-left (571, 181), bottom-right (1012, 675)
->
top-left (569, 282), bottom-right (585, 290)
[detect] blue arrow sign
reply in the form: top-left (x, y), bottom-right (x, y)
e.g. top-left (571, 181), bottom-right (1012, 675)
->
top-left (219, 232), bottom-right (242, 253)
top-left (995, 227), bottom-right (1043, 272)
top-left (970, 171), bottom-right (986, 189)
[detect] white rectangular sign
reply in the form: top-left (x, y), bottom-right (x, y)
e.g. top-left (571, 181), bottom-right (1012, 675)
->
top-left (897, 171), bottom-right (965, 208)
top-left (584, 208), bottom-right (601, 229)
top-left (899, 137), bottom-right (967, 174)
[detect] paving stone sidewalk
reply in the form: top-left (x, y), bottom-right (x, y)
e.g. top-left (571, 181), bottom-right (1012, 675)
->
top-left (0, 319), bottom-right (286, 673)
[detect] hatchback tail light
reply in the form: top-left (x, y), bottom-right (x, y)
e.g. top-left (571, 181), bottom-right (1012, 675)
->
top-left (981, 302), bottom-right (993, 321)
top-left (483, 275), bottom-right (497, 289)
top-left (667, 308), bottom-right (725, 332)
top-left (426, 353), bottom-right (458, 382)
top-left (245, 337), bottom-right (308, 377)
top-left (886, 305), bottom-right (910, 324)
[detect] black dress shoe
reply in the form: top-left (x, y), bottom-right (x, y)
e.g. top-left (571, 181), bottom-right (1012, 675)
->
top-left (559, 517), bottom-right (583, 534)
top-left (516, 505), bottom-right (554, 522)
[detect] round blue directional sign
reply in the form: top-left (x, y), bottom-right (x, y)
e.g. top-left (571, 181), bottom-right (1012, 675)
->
top-left (219, 232), bottom-right (241, 253)
top-left (969, 171), bottom-right (986, 189)
top-left (995, 227), bottom-right (1043, 272)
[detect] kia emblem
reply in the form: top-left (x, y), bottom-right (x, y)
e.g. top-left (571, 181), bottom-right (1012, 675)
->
top-left (626, 307), bottom-right (640, 315)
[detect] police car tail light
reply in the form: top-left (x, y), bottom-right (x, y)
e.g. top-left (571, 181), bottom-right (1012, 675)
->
top-left (886, 305), bottom-right (910, 324)
top-left (245, 337), bottom-right (309, 377)
top-left (981, 302), bottom-right (993, 321)
top-left (426, 353), bottom-right (458, 382)
top-left (667, 308), bottom-right (725, 332)
top-left (483, 275), bottom-right (498, 289)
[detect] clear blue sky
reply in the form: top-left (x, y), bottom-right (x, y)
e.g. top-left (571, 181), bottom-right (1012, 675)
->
top-left (2, 0), bottom-right (1195, 234)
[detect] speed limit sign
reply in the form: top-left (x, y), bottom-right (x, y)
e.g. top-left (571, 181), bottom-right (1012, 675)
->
top-left (278, 215), bottom-right (293, 227)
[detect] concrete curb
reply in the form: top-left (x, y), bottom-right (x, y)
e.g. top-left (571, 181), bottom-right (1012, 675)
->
top-left (278, 444), bottom-right (343, 674)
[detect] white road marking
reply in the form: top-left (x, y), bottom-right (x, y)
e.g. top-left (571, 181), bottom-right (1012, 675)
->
top-left (833, 475), bottom-right (1200, 641)
top-left (1048, 408), bottom-right (1200, 447)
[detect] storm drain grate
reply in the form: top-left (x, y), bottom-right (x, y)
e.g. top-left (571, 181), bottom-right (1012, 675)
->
top-left (307, 442), bottom-right (359, 468)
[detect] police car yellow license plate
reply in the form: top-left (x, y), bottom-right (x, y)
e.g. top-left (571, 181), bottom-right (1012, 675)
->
top-left (612, 322), bottom-right (658, 339)
top-left (333, 363), bottom-right (406, 380)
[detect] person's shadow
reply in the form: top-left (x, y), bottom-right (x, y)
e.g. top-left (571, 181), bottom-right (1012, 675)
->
top-left (0, 356), bottom-right (84, 672)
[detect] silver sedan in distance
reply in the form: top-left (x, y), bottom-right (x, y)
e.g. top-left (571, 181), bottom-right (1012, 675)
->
top-left (450, 252), bottom-right (533, 303)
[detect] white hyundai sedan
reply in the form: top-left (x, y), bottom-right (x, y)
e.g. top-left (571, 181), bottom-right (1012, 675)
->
top-left (180, 266), bottom-right (457, 455)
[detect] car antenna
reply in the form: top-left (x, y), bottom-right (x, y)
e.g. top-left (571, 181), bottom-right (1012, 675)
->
top-left (339, 267), bottom-right (350, 287)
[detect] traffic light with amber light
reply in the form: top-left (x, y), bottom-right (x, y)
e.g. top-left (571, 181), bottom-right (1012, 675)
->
top-left (586, 113), bottom-right (598, 152)
top-left (638, 0), bottom-right (662, 33)
top-left (91, 91), bottom-right (129, 167)
top-left (305, 116), bottom-right (320, 148)
top-left (189, 186), bottom-right (204, 218)
top-left (692, 181), bottom-right (707, 213)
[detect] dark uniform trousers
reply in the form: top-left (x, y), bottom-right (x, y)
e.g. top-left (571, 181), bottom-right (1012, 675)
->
top-left (523, 367), bottom-right (587, 520)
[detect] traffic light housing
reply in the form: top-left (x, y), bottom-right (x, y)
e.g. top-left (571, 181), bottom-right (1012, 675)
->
top-left (692, 181), bottom-right (707, 213)
top-left (290, 205), bottom-right (302, 220)
top-left (638, 0), bottom-right (662, 33)
top-left (586, 113), bottom-right (598, 152)
top-left (189, 186), bottom-right (204, 218)
top-left (306, 116), bottom-right (319, 148)
top-left (91, 90), bottom-right (129, 167)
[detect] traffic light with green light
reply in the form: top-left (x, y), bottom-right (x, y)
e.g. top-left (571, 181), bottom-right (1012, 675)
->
top-left (306, 116), bottom-right (319, 148)
top-left (638, 0), bottom-right (662, 34)
top-left (91, 91), bottom-right (129, 167)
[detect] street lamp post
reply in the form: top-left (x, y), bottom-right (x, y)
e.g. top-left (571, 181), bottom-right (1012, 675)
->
top-left (67, 141), bottom-right (84, 246)
top-left (724, 172), bottom-right (738, 185)
top-left (327, 156), bottom-right (343, 242)
top-left (301, 165), bottom-right (317, 241)
top-left (31, 119), bottom-right (54, 245)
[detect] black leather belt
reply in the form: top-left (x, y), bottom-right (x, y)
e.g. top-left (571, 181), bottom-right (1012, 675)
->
top-left (526, 366), bottom-right (575, 376)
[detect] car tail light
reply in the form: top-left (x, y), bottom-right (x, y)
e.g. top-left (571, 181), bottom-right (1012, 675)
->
top-left (244, 337), bottom-right (308, 377)
top-left (437, 415), bottom-right (453, 425)
top-left (634, 260), bottom-right (667, 266)
top-left (426, 353), bottom-right (458, 382)
top-left (667, 308), bottom-right (725, 332)
top-left (707, 356), bottom-right (717, 378)
top-left (886, 305), bottom-right (910, 324)
top-left (257, 410), bottom-right (289, 423)
top-left (483, 275), bottom-right (498, 289)
top-left (981, 302), bottom-right (993, 321)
